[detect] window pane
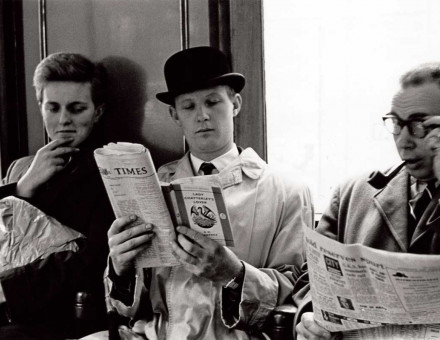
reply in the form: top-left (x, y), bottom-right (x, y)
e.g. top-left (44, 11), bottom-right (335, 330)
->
top-left (264, 0), bottom-right (440, 212)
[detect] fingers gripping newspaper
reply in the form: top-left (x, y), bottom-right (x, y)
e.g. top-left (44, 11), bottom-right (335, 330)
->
top-left (304, 226), bottom-right (440, 339)
top-left (94, 143), bottom-right (179, 268)
top-left (94, 142), bottom-right (233, 268)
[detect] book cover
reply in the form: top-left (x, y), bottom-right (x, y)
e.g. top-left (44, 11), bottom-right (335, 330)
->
top-left (162, 182), bottom-right (234, 247)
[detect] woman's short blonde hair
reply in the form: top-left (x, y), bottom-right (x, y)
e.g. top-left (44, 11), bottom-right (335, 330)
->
top-left (33, 52), bottom-right (106, 107)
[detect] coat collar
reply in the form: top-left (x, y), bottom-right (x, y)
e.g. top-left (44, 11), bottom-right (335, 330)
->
top-left (168, 148), bottom-right (266, 187)
top-left (374, 167), bottom-right (440, 250)
top-left (171, 153), bottom-right (196, 180)
top-left (373, 168), bottom-right (409, 251)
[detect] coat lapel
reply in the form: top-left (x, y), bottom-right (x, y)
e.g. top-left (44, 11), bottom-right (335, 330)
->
top-left (373, 169), bottom-right (409, 251)
top-left (411, 186), bottom-right (440, 245)
top-left (171, 152), bottom-right (245, 189)
top-left (171, 153), bottom-right (196, 181)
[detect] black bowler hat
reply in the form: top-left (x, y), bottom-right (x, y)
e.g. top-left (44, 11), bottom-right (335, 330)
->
top-left (156, 46), bottom-right (246, 105)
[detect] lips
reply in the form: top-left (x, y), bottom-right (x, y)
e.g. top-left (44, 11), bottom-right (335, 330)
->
top-left (404, 158), bottom-right (422, 168)
top-left (196, 128), bottom-right (214, 133)
top-left (57, 130), bottom-right (76, 134)
top-left (56, 131), bottom-right (76, 138)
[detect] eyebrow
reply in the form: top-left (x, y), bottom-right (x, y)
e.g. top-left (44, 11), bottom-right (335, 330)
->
top-left (177, 98), bottom-right (193, 105)
top-left (44, 101), bottom-right (87, 105)
top-left (387, 112), bottom-right (430, 120)
top-left (177, 92), bottom-right (222, 103)
top-left (67, 102), bottom-right (88, 106)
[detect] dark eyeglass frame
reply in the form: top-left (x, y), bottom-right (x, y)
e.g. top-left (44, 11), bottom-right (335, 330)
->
top-left (382, 114), bottom-right (432, 139)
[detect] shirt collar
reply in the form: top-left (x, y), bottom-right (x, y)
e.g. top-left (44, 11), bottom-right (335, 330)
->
top-left (410, 176), bottom-right (437, 199)
top-left (190, 143), bottom-right (239, 175)
top-left (408, 176), bottom-right (437, 221)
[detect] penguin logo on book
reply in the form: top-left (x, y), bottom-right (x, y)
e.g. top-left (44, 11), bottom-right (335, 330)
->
top-left (190, 205), bottom-right (217, 228)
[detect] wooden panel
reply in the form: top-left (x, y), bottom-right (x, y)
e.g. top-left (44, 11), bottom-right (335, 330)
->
top-left (189, 0), bottom-right (210, 48)
top-left (0, 0), bottom-right (28, 176)
top-left (229, 0), bottom-right (266, 160)
top-left (20, 0), bottom-right (256, 167)
top-left (23, 0), bottom-right (44, 155)
top-left (43, 0), bottom-right (188, 167)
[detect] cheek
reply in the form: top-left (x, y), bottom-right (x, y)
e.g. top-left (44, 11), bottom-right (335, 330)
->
top-left (419, 139), bottom-right (434, 155)
top-left (42, 114), bottom-right (58, 134)
top-left (77, 121), bottom-right (96, 137)
top-left (72, 118), bottom-right (96, 146)
top-left (180, 120), bottom-right (196, 134)
top-left (76, 112), bottom-right (98, 129)
top-left (221, 117), bottom-right (234, 135)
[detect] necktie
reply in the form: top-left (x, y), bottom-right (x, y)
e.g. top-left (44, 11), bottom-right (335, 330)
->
top-left (413, 181), bottom-right (436, 221)
top-left (200, 162), bottom-right (216, 175)
top-left (409, 180), bottom-right (436, 239)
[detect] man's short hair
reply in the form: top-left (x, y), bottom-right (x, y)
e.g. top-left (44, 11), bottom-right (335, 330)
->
top-left (225, 85), bottom-right (236, 100)
top-left (33, 52), bottom-right (106, 107)
top-left (400, 62), bottom-right (440, 89)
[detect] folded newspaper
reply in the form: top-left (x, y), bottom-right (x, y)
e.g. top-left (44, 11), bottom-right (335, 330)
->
top-left (0, 196), bottom-right (84, 272)
top-left (304, 226), bottom-right (440, 339)
top-left (94, 142), bottom-right (234, 268)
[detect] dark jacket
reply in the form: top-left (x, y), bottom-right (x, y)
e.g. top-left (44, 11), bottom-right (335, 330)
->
top-left (0, 141), bottom-right (114, 338)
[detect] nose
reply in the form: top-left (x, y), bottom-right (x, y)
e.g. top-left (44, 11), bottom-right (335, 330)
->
top-left (395, 125), bottom-right (415, 150)
top-left (59, 107), bottom-right (72, 125)
top-left (196, 106), bottom-right (210, 122)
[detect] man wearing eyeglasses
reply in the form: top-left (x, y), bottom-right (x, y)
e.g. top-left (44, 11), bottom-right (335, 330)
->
top-left (294, 63), bottom-right (440, 340)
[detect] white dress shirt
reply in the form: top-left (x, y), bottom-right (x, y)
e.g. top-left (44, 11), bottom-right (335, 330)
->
top-left (190, 144), bottom-right (239, 175)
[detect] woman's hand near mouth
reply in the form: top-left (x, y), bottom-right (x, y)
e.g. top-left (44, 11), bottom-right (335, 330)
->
top-left (16, 138), bottom-right (79, 198)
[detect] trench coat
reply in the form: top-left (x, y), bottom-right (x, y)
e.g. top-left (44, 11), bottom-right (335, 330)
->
top-left (108, 147), bottom-right (314, 339)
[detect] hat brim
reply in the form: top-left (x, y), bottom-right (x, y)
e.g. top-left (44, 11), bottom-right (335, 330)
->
top-left (156, 73), bottom-right (245, 105)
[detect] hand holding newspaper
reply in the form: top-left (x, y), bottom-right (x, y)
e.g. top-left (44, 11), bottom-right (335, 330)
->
top-left (304, 226), bottom-right (440, 339)
top-left (94, 142), bottom-right (233, 268)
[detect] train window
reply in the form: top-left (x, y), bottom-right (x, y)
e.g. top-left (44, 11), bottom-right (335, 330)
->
top-left (263, 0), bottom-right (440, 213)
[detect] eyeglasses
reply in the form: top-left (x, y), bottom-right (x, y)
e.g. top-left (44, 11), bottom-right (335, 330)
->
top-left (382, 115), bottom-right (431, 138)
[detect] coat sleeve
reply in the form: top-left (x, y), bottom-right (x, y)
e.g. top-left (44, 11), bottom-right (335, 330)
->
top-left (0, 194), bottom-right (114, 323)
top-left (105, 266), bottom-right (152, 321)
top-left (222, 179), bottom-right (315, 331)
top-left (0, 250), bottom-right (84, 319)
top-left (0, 157), bottom-right (37, 199)
top-left (0, 157), bottom-right (114, 324)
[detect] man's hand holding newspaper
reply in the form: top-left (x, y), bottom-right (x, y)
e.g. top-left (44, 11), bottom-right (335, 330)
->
top-left (107, 215), bottom-right (155, 276)
top-left (304, 226), bottom-right (440, 340)
top-left (94, 143), bottom-right (180, 268)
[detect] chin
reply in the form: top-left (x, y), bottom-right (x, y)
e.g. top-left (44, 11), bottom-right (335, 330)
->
top-left (409, 170), bottom-right (434, 181)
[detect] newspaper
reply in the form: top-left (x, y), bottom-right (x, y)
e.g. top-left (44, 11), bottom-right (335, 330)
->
top-left (304, 226), bottom-right (440, 339)
top-left (94, 142), bottom-right (234, 268)
top-left (94, 142), bottom-right (179, 268)
top-left (343, 324), bottom-right (440, 340)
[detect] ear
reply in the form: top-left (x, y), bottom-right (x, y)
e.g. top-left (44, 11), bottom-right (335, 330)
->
top-left (169, 106), bottom-right (182, 127)
top-left (94, 105), bottom-right (105, 123)
top-left (232, 93), bottom-right (242, 117)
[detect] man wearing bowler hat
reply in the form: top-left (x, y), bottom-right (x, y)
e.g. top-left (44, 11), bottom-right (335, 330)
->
top-left (106, 46), bottom-right (313, 339)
